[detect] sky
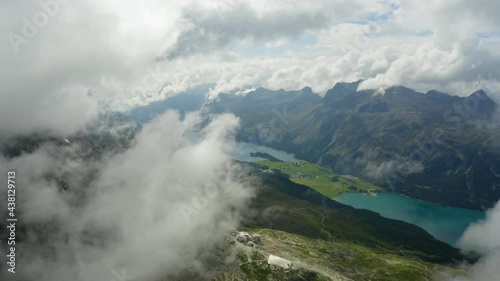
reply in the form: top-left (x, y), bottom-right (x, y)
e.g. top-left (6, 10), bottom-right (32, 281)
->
top-left (1, 0), bottom-right (500, 138)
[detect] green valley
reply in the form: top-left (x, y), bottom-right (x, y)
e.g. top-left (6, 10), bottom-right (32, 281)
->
top-left (256, 160), bottom-right (382, 198)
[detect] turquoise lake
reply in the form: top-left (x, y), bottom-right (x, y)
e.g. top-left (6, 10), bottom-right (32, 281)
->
top-left (232, 142), bottom-right (298, 162)
top-left (336, 193), bottom-right (486, 246)
top-left (231, 142), bottom-right (487, 247)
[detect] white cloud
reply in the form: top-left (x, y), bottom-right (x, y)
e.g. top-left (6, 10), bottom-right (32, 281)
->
top-left (0, 111), bottom-right (255, 281)
top-left (3, 0), bottom-right (499, 131)
top-left (0, 0), bottom-right (186, 138)
top-left (449, 202), bottom-right (500, 281)
top-left (460, 203), bottom-right (500, 254)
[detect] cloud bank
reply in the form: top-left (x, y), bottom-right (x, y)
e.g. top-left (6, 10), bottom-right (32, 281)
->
top-left (0, 111), bottom-right (255, 281)
top-left (3, 0), bottom-right (500, 140)
top-left (449, 202), bottom-right (500, 281)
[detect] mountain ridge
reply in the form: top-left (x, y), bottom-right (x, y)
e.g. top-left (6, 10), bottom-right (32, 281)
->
top-left (204, 83), bottom-right (500, 210)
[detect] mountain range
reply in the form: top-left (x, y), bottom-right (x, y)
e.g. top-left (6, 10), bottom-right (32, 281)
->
top-left (126, 82), bottom-right (500, 210)
top-left (202, 82), bottom-right (500, 210)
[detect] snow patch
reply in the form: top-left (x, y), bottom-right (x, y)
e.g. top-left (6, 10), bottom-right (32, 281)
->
top-left (267, 254), bottom-right (291, 269)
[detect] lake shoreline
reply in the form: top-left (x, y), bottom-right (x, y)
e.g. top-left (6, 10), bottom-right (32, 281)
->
top-left (335, 192), bottom-right (486, 247)
top-left (234, 142), bottom-right (487, 247)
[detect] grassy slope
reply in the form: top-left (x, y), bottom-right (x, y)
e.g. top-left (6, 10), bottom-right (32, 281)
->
top-left (256, 160), bottom-right (382, 198)
top-left (168, 170), bottom-right (468, 281)
top-left (243, 172), bottom-right (465, 265)
top-left (230, 229), bottom-right (466, 281)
